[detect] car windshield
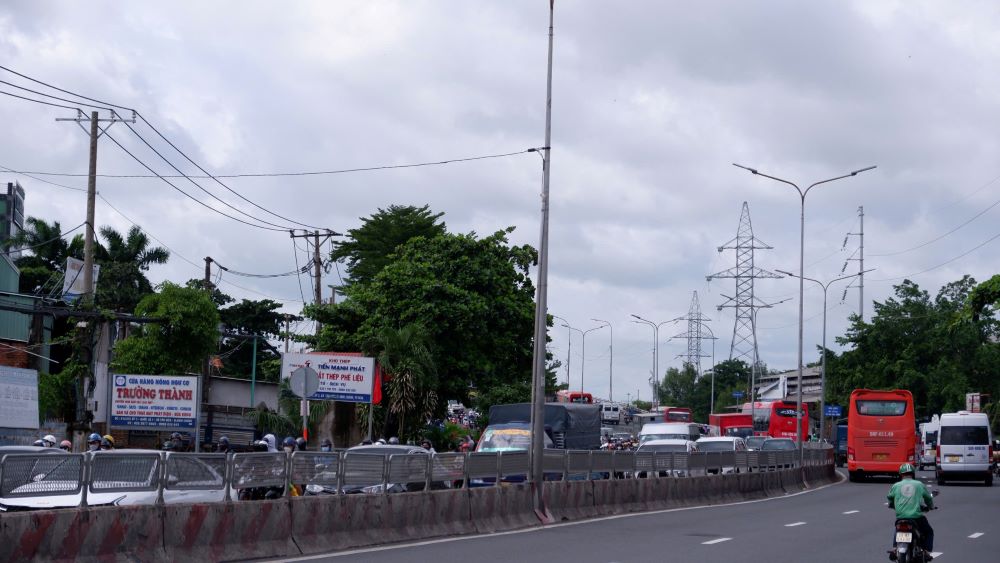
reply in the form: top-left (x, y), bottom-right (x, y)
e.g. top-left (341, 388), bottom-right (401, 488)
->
top-left (762, 440), bottom-right (796, 451)
top-left (640, 433), bottom-right (690, 443)
top-left (745, 437), bottom-right (767, 448)
top-left (940, 426), bottom-right (988, 445)
top-left (697, 441), bottom-right (735, 452)
top-left (637, 444), bottom-right (688, 453)
top-left (477, 427), bottom-right (552, 452)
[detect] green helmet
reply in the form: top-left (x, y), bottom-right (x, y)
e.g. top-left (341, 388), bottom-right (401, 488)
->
top-left (898, 463), bottom-right (915, 475)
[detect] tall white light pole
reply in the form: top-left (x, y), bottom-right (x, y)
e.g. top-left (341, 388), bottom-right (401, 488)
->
top-left (776, 269), bottom-right (873, 443)
top-left (529, 0), bottom-right (555, 518)
top-left (733, 163), bottom-right (876, 469)
top-left (631, 314), bottom-right (671, 408)
top-left (592, 318), bottom-right (613, 401)
top-left (579, 325), bottom-right (605, 395)
top-left (553, 315), bottom-right (572, 387)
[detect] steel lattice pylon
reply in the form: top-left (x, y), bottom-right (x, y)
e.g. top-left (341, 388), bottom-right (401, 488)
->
top-left (670, 291), bottom-right (715, 377)
top-left (706, 202), bottom-right (780, 366)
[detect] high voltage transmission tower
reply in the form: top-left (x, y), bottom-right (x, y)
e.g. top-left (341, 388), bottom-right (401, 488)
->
top-left (707, 202), bottom-right (780, 367)
top-left (841, 205), bottom-right (865, 321)
top-left (670, 291), bottom-right (715, 377)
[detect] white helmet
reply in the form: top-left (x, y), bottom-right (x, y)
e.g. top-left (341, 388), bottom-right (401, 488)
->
top-left (42, 435), bottom-right (57, 447)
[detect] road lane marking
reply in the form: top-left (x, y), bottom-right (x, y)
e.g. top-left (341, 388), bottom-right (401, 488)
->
top-left (702, 538), bottom-right (732, 545)
top-left (969, 532), bottom-right (984, 539)
top-left (784, 522), bottom-right (806, 527)
top-left (268, 476), bottom-right (846, 561)
top-left (930, 552), bottom-right (943, 558)
top-left (842, 510), bottom-right (859, 514)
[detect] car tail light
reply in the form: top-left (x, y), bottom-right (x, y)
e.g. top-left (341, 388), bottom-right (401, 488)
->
top-left (847, 446), bottom-right (855, 461)
top-left (896, 522), bottom-right (912, 532)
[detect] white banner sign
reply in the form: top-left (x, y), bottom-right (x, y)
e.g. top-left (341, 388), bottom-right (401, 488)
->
top-left (280, 352), bottom-right (374, 402)
top-left (110, 374), bottom-right (199, 430)
top-left (0, 366), bottom-right (39, 429)
top-left (63, 257), bottom-right (100, 303)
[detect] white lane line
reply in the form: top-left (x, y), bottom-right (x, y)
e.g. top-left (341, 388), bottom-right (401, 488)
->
top-left (969, 532), bottom-right (984, 539)
top-left (842, 510), bottom-right (859, 514)
top-left (702, 538), bottom-right (732, 545)
top-left (784, 521), bottom-right (806, 527)
top-left (930, 552), bottom-right (943, 558)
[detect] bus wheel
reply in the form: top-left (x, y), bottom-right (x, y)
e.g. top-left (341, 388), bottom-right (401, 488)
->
top-left (849, 471), bottom-right (859, 482)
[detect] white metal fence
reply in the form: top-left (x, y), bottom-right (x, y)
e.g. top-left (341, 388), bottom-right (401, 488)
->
top-left (0, 446), bottom-right (832, 507)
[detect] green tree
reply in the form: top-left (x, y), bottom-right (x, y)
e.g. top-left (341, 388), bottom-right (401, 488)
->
top-left (330, 204), bottom-right (446, 287)
top-left (312, 227), bottom-right (538, 411)
top-left (112, 282), bottom-right (219, 374)
top-left (95, 225), bottom-right (170, 312)
top-left (366, 323), bottom-right (437, 439)
top-left (5, 217), bottom-right (84, 294)
top-left (217, 298), bottom-right (291, 382)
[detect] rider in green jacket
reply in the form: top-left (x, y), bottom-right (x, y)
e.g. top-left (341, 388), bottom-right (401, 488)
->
top-left (887, 463), bottom-right (935, 560)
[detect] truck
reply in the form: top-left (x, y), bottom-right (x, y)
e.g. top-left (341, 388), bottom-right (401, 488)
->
top-left (484, 402), bottom-right (601, 450)
top-left (708, 413), bottom-right (753, 439)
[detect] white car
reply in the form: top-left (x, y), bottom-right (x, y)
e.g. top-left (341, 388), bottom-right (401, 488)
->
top-left (635, 439), bottom-right (697, 477)
top-left (0, 450), bottom-right (227, 511)
top-left (696, 436), bottom-right (747, 474)
top-left (936, 411), bottom-right (993, 486)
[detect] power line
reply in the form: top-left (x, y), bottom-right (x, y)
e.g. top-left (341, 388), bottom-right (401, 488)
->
top-left (11, 149), bottom-right (536, 179)
top-left (0, 163), bottom-right (88, 192)
top-left (0, 79), bottom-right (113, 112)
top-left (0, 89), bottom-right (81, 112)
top-left (870, 228), bottom-right (1000, 283)
top-left (213, 261), bottom-right (310, 279)
top-left (102, 129), bottom-right (288, 232)
top-left (0, 65), bottom-right (320, 230)
top-left (9, 221), bottom-right (86, 252)
top-left (292, 239), bottom-right (307, 304)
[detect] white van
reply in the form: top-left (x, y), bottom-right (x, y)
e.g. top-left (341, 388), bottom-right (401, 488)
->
top-left (936, 411), bottom-right (992, 486)
top-left (918, 415), bottom-right (940, 470)
top-left (639, 422), bottom-right (702, 444)
top-left (601, 403), bottom-right (621, 425)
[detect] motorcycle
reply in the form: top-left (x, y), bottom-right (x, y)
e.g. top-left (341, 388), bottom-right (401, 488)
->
top-left (890, 490), bottom-right (939, 563)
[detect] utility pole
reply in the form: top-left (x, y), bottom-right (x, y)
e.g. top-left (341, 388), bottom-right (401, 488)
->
top-left (56, 109), bottom-right (134, 448)
top-left (200, 256), bottom-right (215, 453)
top-left (289, 229), bottom-right (340, 444)
top-left (842, 206), bottom-right (866, 321)
top-left (284, 313), bottom-right (291, 353)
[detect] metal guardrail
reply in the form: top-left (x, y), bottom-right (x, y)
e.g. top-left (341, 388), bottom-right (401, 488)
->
top-left (0, 445), bottom-right (834, 507)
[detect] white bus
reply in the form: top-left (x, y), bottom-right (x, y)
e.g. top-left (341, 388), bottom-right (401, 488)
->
top-left (919, 415), bottom-right (939, 469)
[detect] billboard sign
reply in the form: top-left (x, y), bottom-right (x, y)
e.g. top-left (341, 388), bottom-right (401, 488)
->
top-left (280, 352), bottom-right (375, 402)
top-left (63, 257), bottom-right (100, 303)
top-left (966, 392), bottom-right (981, 413)
top-left (109, 374), bottom-right (200, 430)
top-left (0, 366), bottom-right (39, 429)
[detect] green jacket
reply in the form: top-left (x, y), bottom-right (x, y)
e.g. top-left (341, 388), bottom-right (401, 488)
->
top-left (887, 477), bottom-right (934, 519)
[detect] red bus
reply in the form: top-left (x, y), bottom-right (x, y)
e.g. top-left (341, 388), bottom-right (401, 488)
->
top-left (656, 406), bottom-right (693, 422)
top-left (555, 390), bottom-right (593, 404)
top-left (741, 401), bottom-right (809, 439)
top-left (847, 389), bottom-right (916, 482)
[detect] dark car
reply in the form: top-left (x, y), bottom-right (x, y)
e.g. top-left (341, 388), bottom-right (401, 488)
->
top-left (744, 436), bottom-right (768, 451)
top-left (761, 438), bottom-right (796, 451)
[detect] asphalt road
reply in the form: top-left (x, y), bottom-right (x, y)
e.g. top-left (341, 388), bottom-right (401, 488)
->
top-left (270, 469), bottom-right (1000, 563)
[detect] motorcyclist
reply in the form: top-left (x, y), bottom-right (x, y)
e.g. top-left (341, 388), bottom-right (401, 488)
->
top-left (170, 432), bottom-right (184, 451)
top-left (87, 433), bottom-right (102, 452)
top-left (100, 438), bottom-right (114, 451)
top-left (388, 437), bottom-right (400, 445)
top-left (101, 435), bottom-right (115, 450)
top-left (887, 463), bottom-right (935, 561)
top-left (296, 437), bottom-right (307, 451)
top-left (42, 434), bottom-right (58, 448)
top-left (282, 437), bottom-right (296, 453)
top-left (319, 438), bottom-right (334, 452)
top-left (217, 436), bottom-right (231, 453)
top-left (59, 440), bottom-right (72, 452)
top-left (262, 434), bottom-right (278, 452)
top-left (32, 439), bottom-right (46, 447)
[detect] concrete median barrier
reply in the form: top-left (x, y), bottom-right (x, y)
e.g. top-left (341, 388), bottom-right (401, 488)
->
top-left (0, 504), bottom-right (165, 562)
top-left (469, 483), bottom-right (537, 534)
top-left (163, 499), bottom-right (299, 562)
top-left (543, 480), bottom-right (595, 522)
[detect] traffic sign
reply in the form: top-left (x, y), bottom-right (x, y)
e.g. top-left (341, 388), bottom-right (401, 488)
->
top-left (824, 405), bottom-right (842, 418)
top-left (732, 391), bottom-right (745, 399)
top-left (290, 365), bottom-right (320, 398)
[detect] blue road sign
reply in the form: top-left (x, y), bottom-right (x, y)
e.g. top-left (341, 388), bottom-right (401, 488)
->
top-left (824, 405), bottom-right (842, 418)
top-left (732, 391), bottom-right (745, 399)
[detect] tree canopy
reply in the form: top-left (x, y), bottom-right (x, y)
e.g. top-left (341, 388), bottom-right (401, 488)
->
top-left (330, 204), bottom-right (446, 287)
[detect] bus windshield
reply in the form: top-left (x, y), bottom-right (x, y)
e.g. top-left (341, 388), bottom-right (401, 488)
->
top-left (856, 400), bottom-right (907, 416)
top-left (666, 411), bottom-right (691, 422)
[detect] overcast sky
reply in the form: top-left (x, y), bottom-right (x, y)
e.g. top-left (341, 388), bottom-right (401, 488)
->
top-left (2, 1), bottom-right (999, 404)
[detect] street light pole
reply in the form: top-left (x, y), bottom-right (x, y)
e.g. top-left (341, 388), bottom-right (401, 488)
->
top-left (579, 325), bottom-right (604, 395)
top-left (734, 162), bottom-right (876, 469)
top-left (592, 318), bottom-right (612, 402)
top-left (631, 314), bottom-right (671, 408)
top-left (553, 315), bottom-right (572, 387)
top-left (776, 268), bottom-right (873, 443)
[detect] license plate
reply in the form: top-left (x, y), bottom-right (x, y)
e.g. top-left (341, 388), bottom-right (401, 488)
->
top-left (874, 453), bottom-right (889, 461)
top-left (895, 532), bottom-right (912, 543)
top-left (946, 455), bottom-right (961, 463)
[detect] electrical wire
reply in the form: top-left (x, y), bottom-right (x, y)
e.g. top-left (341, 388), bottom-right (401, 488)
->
top-left (213, 261), bottom-right (310, 279)
top-left (102, 129), bottom-right (288, 232)
top-left (10, 221), bottom-right (86, 252)
top-left (0, 89), bottom-right (81, 111)
top-left (870, 228), bottom-right (1000, 283)
top-left (97, 193), bottom-right (201, 270)
top-left (292, 239), bottom-right (307, 304)
top-left (0, 163), bottom-right (88, 192)
top-left (0, 79), bottom-right (113, 112)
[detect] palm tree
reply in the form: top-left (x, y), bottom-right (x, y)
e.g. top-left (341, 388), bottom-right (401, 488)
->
top-left (369, 323), bottom-right (438, 439)
top-left (5, 217), bottom-right (84, 294)
top-left (96, 225), bottom-right (170, 312)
